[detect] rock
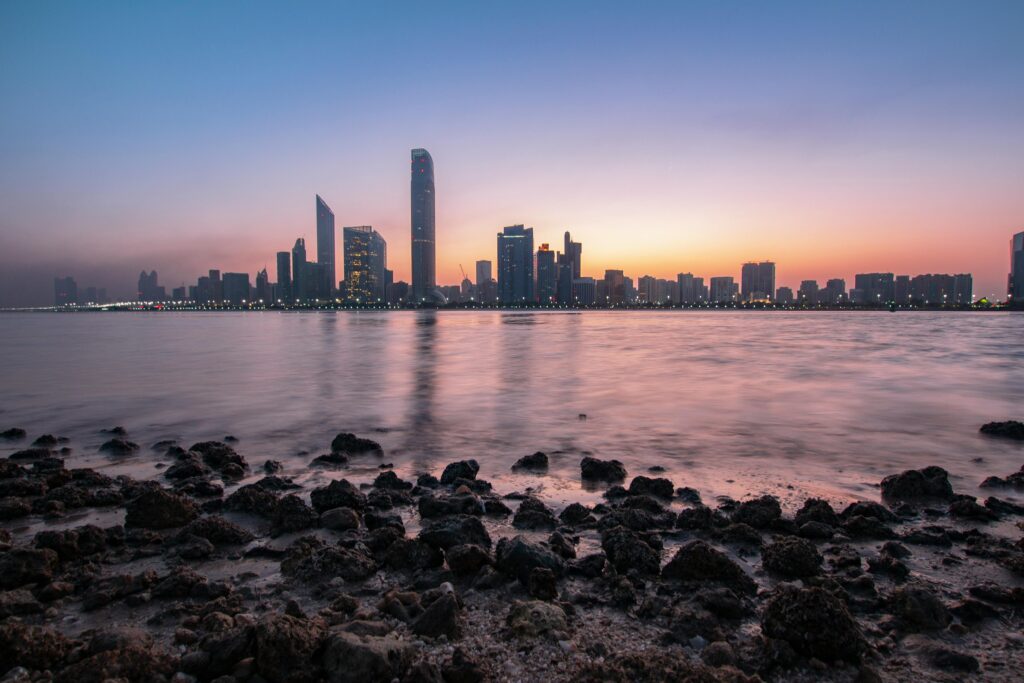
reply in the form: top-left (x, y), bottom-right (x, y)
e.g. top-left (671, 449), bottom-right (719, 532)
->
top-left (373, 470), bottom-right (411, 490)
top-left (0, 428), bottom-right (26, 441)
top-left (271, 494), bottom-right (318, 534)
top-left (281, 537), bottom-right (378, 583)
top-left (164, 453), bottom-right (212, 480)
top-left (440, 460), bottom-right (480, 485)
top-left (321, 507), bottom-right (361, 530)
top-left (580, 456), bottom-right (626, 482)
top-left (383, 538), bottom-right (445, 571)
top-left (559, 502), bottom-right (595, 526)
top-left (985, 496), bottom-right (1024, 515)
top-left (445, 544), bottom-right (492, 575)
top-left (418, 492), bottom-right (484, 518)
top-left (880, 467), bottom-right (954, 501)
top-left (528, 567), bottom-right (558, 600)
top-left (321, 632), bottom-right (413, 683)
top-left (600, 526), bottom-right (660, 576)
top-left (548, 531), bottom-right (576, 559)
top-left (762, 584), bottom-right (866, 663)
top-left (512, 452), bottom-right (549, 470)
top-left (676, 505), bottom-right (715, 530)
top-left (442, 648), bottom-right (484, 683)
top-left (569, 553), bottom-right (607, 578)
top-left (661, 540), bottom-right (756, 594)
top-left (930, 647), bottom-right (980, 673)
top-left (512, 496), bottom-right (558, 530)
top-left (310, 479), bottom-right (366, 512)
top-left (190, 441), bottom-right (248, 474)
top-left (31, 434), bottom-right (58, 447)
top-left (125, 488), bottom-right (199, 529)
top-left (55, 636), bottom-right (174, 683)
top-left (627, 475), bottom-right (673, 499)
top-left (0, 623), bottom-right (71, 672)
top-left (263, 459), bottom-right (283, 473)
top-left (419, 514), bottom-right (491, 550)
top-left (0, 588), bottom-right (43, 618)
top-left (0, 548), bottom-right (59, 589)
top-left (797, 521), bottom-right (834, 539)
top-left (701, 641), bottom-right (736, 667)
top-left (794, 498), bottom-right (839, 526)
top-left (9, 448), bottom-right (53, 460)
top-left (224, 484), bottom-right (279, 516)
top-left (364, 510), bottom-right (404, 532)
top-left (330, 432), bottom-right (383, 455)
top-left (761, 536), bottom-right (823, 577)
top-left (731, 495), bottom-right (781, 528)
top-left (98, 438), bottom-right (140, 455)
top-left (889, 584), bottom-right (951, 632)
top-left (979, 420), bottom-right (1024, 440)
top-left (948, 498), bottom-right (998, 521)
top-left (496, 535), bottom-right (565, 584)
top-left (34, 524), bottom-right (106, 560)
top-left (411, 592), bottom-right (462, 639)
top-left (253, 614), bottom-right (326, 683)
top-left (506, 600), bottom-right (568, 637)
top-left (177, 516), bottom-right (254, 545)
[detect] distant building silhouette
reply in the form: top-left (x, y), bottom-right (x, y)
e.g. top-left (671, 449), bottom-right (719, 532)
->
top-left (255, 268), bottom-right (271, 302)
top-left (1011, 231), bottom-right (1024, 303)
top-left (563, 231), bottom-right (582, 279)
top-left (710, 276), bottom-right (736, 303)
top-left (537, 245), bottom-right (557, 303)
top-left (572, 277), bottom-right (596, 305)
top-left (798, 280), bottom-right (819, 304)
top-left (209, 270), bottom-right (222, 303)
top-left (222, 272), bottom-right (250, 305)
top-left (823, 279), bottom-right (846, 304)
top-left (343, 225), bottom-right (388, 303)
top-left (137, 270), bottom-right (165, 301)
top-left (276, 251), bottom-right (291, 302)
top-left (54, 276), bottom-right (77, 306)
top-left (316, 195), bottom-right (336, 296)
top-left (603, 269), bottom-right (625, 305)
top-left (741, 261), bottom-right (775, 301)
top-left (776, 286), bottom-right (794, 304)
top-left (895, 275), bottom-right (911, 304)
top-left (497, 225), bottom-right (534, 303)
top-left (291, 238), bottom-right (307, 301)
top-left (411, 148), bottom-right (436, 303)
top-left (854, 273), bottom-right (895, 304)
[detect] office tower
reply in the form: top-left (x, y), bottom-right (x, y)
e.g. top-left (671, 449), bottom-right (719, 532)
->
top-left (255, 268), bottom-right (271, 302)
top-left (556, 261), bottom-right (574, 304)
top-left (54, 276), bottom-right (77, 306)
top-left (695, 277), bottom-right (709, 302)
top-left (276, 251), bottom-right (291, 302)
top-left (316, 195), bottom-right (336, 295)
top-left (709, 276), bottom-right (736, 303)
top-left (291, 239), bottom-right (307, 301)
top-left (172, 286), bottom-right (187, 301)
top-left (776, 286), bottom-right (794, 304)
top-left (537, 245), bottom-right (557, 303)
top-left (677, 273), bottom-right (696, 304)
top-left (823, 279), bottom-right (846, 304)
top-left (411, 148), bottom-right (436, 302)
top-left (384, 269), bottom-right (394, 301)
top-left (82, 286), bottom-right (97, 303)
top-left (222, 273), bottom-right (250, 305)
top-left (497, 225), bottom-right (534, 303)
top-left (637, 275), bottom-right (655, 303)
top-left (303, 262), bottom-right (328, 300)
top-left (209, 269), bottom-right (222, 303)
top-left (572, 277), bottom-right (596, 305)
top-left (137, 270), bottom-right (164, 301)
top-left (1011, 231), bottom-right (1024, 302)
top-left (798, 280), bottom-right (819, 304)
top-left (623, 276), bottom-right (635, 303)
top-left (563, 231), bottom-right (582, 278)
top-left (475, 260), bottom-right (492, 287)
top-left (388, 280), bottom-right (409, 304)
top-left (854, 273), bottom-right (895, 304)
top-left (895, 275), bottom-right (911, 304)
top-left (196, 276), bottom-right (212, 303)
top-left (460, 276), bottom-right (473, 301)
top-left (740, 261), bottom-right (775, 301)
top-left (343, 225), bottom-right (388, 302)
top-left (603, 269), bottom-right (625, 305)
top-left (953, 274), bottom-right (973, 305)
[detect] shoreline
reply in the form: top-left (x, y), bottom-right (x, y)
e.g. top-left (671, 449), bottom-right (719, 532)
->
top-left (0, 424), bottom-right (1022, 681)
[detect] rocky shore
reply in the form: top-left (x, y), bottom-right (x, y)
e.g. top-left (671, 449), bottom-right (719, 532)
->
top-left (0, 422), bottom-right (1022, 682)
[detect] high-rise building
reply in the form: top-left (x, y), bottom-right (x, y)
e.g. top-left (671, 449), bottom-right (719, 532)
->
top-left (1011, 231), bottom-right (1024, 303)
top-left (572, 277), bottom-right (596, 305)
top-left (316, 195), bottom-right (336, 295)
top-left (537, 245), bottom-right (557, 303)
top-left (894, 275), bottom-right (911, 304)
top-left (823, 279), bottom-right (846, 304)
top-left (172, 286), bottom-right (187, 301)
top-left (677, 273), bottom-right (697, 304)
top-left (343, 225), bottom-right (388, 302)
top-left (776, 286), bottom-right (794, 304)
top-left (292, 239), bottom-right (307, 301)
top-left (953, 274), bottom-right (973, 305)
top-left (623, 276), bottom-right (635, 303)
top-left (222, 273), bottom-right (250, 305)
top-left (54, 276), bottom-right (77, 306)
top-left (209, 270), bottom-right (222, 303)
top-left (411, 148), bottom-right (436, 302)
top-left (603, 269), bottom-right (625, 305)
top-left (276, 251), bottom-right (291, 302)
top-left (709, 276), bottom-right (736, 303)
top-left (741, 261), bottom-right (776, 301)
top-left (854, 273), bottom-right (895, 304)
top-left (137, 270), bottom-right (165, 301)
top-left (255, 268), bottom-right (271, 302)
top-left (497, 225), bottom-right (534, 303)
top-left (475, 260), bottom-right (492, 287)
top-left (563, 231), bottom-right (582, 278)
top-left (797, 280), bottom-right (819, 304)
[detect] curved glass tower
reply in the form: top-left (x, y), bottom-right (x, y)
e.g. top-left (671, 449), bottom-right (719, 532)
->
top-left (410, 148), bottom-right (435, 302)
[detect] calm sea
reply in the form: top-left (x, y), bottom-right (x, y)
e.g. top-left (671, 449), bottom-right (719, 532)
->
top-left (1, 311), bottom-right (1022, 510)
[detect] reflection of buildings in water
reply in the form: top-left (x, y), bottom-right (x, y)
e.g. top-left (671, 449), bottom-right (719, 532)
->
top-left (337, 312), bottom-right (392, 427)
top-left (497, 312), bottom-right (535, 434)
top-left (405, 311), bottom-right (440, 464)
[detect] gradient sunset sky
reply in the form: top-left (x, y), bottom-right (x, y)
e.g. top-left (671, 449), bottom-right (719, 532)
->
top-left (1, 1), bottom-right (1023, 305)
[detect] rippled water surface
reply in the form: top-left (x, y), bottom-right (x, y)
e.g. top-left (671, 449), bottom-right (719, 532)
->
top-left (2, 311), bottom-right (1022, 509)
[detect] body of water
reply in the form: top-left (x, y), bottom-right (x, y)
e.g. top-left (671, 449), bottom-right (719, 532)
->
top-left (2, 310), bottom-right (1022, 510)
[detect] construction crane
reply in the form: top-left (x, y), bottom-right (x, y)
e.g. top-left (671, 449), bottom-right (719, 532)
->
top-left (459, 264), bottom-right (468, 282)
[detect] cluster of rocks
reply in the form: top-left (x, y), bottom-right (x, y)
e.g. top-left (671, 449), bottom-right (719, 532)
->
top-left (0, 428), bottom-right (1022, 682)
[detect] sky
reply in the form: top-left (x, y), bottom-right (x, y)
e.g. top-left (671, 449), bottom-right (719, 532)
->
top-left (1, 0), bottom-right (1023, 306)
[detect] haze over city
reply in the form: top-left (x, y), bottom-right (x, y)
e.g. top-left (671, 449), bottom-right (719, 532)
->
top-left (2, 0), bottom-right (1024, 306)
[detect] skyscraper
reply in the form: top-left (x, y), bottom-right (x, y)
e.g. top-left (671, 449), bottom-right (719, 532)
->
top-left (710, 276), bottom-right (736, 303)
top-left (222, 272), bottom-right (250, 305)
top-left (497, 225), bottom-right (534, 303)
top-left (677, 273), bottom-right (696, 304)
top-left (315, 195), bottom-right (336, 296)
top-left (1011, 231), bottom-right (1024, 303)
top-left (740, 261), bottom-right (776, 301)
top-left (798, 280), bottom-right (819, 304)
top-left (292, 238), bottom-right (307, 301)
top-left (603, 269), bottom-right (625, 305)
top-left (563, 231), bottom-right (582, 278)
top-left (536, 244), bottom-right (557, 303)
top-left (824, 279), bottom-right (847, 304)
top-left (854, 273), bottom-right (895, 304)
top-left (411, 148), bottom-right (436, 302)
top-left (475, 260), bottom-right (492, 286)
top-left (54, 276), bottom-right (77, 306)
top-left (276, 251), bottom-right (291, 302)
top-left (255, 268), bottom-right (271, 302)
top-left (343, 225), bottom-right (388, 302)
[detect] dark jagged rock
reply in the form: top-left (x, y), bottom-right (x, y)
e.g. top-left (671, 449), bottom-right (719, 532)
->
top-left (880, 466), bottom-right (954, 501)
top-left (731, 495), bottom-right (781, 528)
top-left (495, 535), bottom-right (565, 584)
top-left (34, 524), bottom-right (106, 560)
top-left (618, 493), bottom-right (666, 513)
top-left (930, 647), bottom-right (980, 673)
top-left (9, 447), bottom-right (52, 460)
top-left (985, 495), bottom-right (1024, 515)
top-left (311, 478), bottom-right (366, 512)
top-left (512, 496), bottom-right (558, 530)
top-left (124, 487), bottom-right (198, 529)
top-left (272, 494), bottom-right (318, 534)
top-left (676, 504), bottom-right (716, 530)
top-left (330, 432), bottom-right (384, 455)
top-left (948, 497), bottom-right (998, 521)
top-left (373, 470), bottom-right (412, 490)
top-left (0, 622), bottom-right (71, 671)
top-left (600, 526), bottom-right (660, 576)
top-left (189, 440), bottom-right (248, 474)
top-left (384, 538), bottom-right (444, 571)
top-left (627, 475), bottom-right (673, 499)
top-left (506, 600), bottom-right (568, 638)
top-left (0, 548), bottom-right (59, 589)
top-left (569, 553), bottom-right (607, 578)
top-left (0, 428), bottom-right (26, 440)
top-left (419, 514), bottom-right (491, 550)
top-left (418, 492), bottom-right (484, 518)
top-left (559, 502), bottom-right (596, 526)
top-left (528, 567), bottom-right (558, 600)
top-left (661, 539), bottom-right (756, 594)
top-left (264, 459), bottom-right (283, 473)
top-left (55, 634), bottom-right (174, 683)
top-left (483, 498), bottom-right (512, 516)
top-left (445, 543), bottom-right (492, 575)
top-left (867, 553), bottom-right (910, 580)
top-left (98, 438), bottom-right (140, 455)
top-left (548, 531), bottom-right (576, 559)
top-left (412, 592), bottom-right (463, 639)
top-left (281, 537), bottom-right (378, 583)
top-left (762, 584), bottom-right (866, 663)
top-left (889, 584), bottom-right (951, 632)
top-left (440, 459), bottom-right (480, 485)
top-left (979, 420), bottom-right (1024, 440)
top-left (841, 500), bottom-right (898, 522)
top-left (164, 453), bottom-right (211, 480)
top-left (322, 631), bottom-right (413, 683)
top-left (512, 451), bottom-right (549, 470)
top-left (443, 647), bottom-right (485, 683)
top-left (0, 461), bottom-right (27, 479)
top-left (0, 498), bottom-right (31, 521)
top-left (794, 498), bottom-right (839, 526)
top-left (842, 514), bottom-right (897, 539)
top-left (580, 456), bottom-right (626, 482)
top-left (311, 452), bottom-right (349, 467)
top-left (676, 486), bottom-right (702, 504)
top-left (224, 483), bottom-right (279, 516)
top-left (253, 613), bottom-right (327, 683)
top-left (321, 506), bottom-right (361, 530)
top-left (761, 536), bottom-right (823, 577)
top-left (31, 434), bottom-right (59, 447)
top-left (364, 510), bottom-right (403, 532)
top-left (797, 521), bottom-right (835, 539)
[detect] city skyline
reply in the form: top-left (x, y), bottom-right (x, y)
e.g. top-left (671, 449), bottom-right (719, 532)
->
top-left (2, 2), bottom-right (1024, 306)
